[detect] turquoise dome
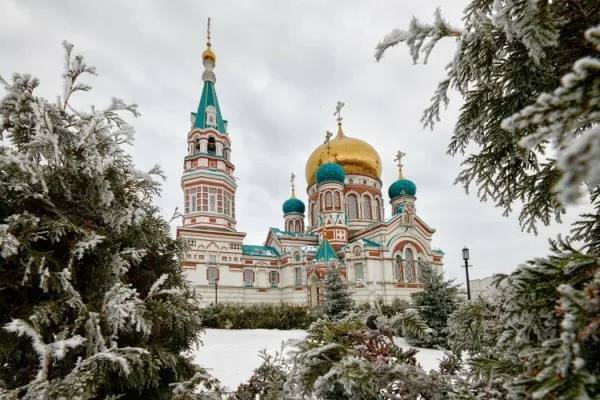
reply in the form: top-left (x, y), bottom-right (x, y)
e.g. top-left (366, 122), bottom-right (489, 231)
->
top-left (282, 197), bottom-right (305, 214)
top-left (388, 178), bottom-right (417, 199)
top-left (315, 162), bottom-right (345, 185)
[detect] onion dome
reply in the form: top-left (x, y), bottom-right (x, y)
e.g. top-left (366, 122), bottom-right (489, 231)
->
top-left (315, 161), bottom-right (346, 185)
top-left (388, 150), bottom-right (416, 199)
top-left (305, 124), bottom-right (381, 186)
top-left (282, 197), bottom-right (305, 214)
top-left (388, 178), bottom-right (417, 199)
top-left (202, 47), bottom-right (216, 63)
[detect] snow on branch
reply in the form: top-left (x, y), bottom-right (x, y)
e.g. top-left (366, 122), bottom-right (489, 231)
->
top-left (375, 8), bottom-right (461, 63)
top-left (102, 282), bottom-right (150, 338)
top-left (502, 25), bottom-right (600, 204)
top-left (4, 319), bottom-right (85, 381)
top-left (71, 231), bottom-right (105, 260)
top-left (0, 224), bottom-right (19, 259)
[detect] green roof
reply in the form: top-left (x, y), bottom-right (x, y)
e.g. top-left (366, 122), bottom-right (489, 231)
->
top-left (242, 245), bottom-right (280, 258)
top-left (194, 80), bottom-right (226, 134)
top-left (315, 239), bottom-right (337, 262)
top-left (362, 238), bottom-right (382, 248)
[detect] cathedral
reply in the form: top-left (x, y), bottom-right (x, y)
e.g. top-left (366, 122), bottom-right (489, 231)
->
top-left (176, 24), bottom-right (444, 307)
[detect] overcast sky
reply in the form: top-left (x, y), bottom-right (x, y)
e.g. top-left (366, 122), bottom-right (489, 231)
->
top-left (2, 0), bottom-right (588, 284)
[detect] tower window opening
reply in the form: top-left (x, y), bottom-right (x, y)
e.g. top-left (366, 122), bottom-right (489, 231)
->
top-left (325, 191), bottom-right (332, 210)
top-left (363, 195), bottom-right (372, 220)
top-left (207, 137), bottom-right (216, 155)
top-left (346, 194), bottom-right (358, 219)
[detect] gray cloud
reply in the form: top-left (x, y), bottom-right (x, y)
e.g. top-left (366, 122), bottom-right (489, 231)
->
top-left (1, 0), bottom-right (587, 285)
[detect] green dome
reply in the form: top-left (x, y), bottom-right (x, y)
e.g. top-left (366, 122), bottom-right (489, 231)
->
top-left (282, 197), bottom-right (305, 214)
top-left (388, 178), bottom-right (417, 199)
top-left (315, 162), bottom-right (345, 185)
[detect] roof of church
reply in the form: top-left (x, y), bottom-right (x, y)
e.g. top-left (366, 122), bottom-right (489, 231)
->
top-left (269, 227), bottom-right (318, 239)
top-left (315, 239), bottom-right (337, 262)
top-left (194, 79), bottom-right (227, 133)
top-left (361, 238), bottom-right (382, 247)
top-left (242, 245), bottom-right (280, 257)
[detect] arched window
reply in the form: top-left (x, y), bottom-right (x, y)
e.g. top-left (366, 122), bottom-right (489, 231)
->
top-left (243, 269), bottom-right (255, 287)
top-left (312, 201), bottom-right (319, 226)
top-left (325, 191), bottom-right (333, 209)
top-left (334, 192), bottom-right (341, 209)
top-left (363, 196), bottom-right (372, 220)
top-left (295, 219), bottom-right (302, 233)
top-left (294, 251), bottom-right (301, 262)
top-left (194, 138), bottom-right (201, 154)
top-left (207, 266), bottom-right (219, 285)
top-left (376, 197), bottom-right (382, 221)
top-left (393, 254), bottom-right (403, 282)
top-left (354, 263), bottom-right (364, 282)
top-left (207, 137), bottom-right (216, 155)
top-left (269, 271), bottom-right (280, 287)
top-left (404, 248), bottom-right (415, 282)
top-left (347, 194), bottom-right (358, 219)
top-left (287, 220), bottom-right (293, 232)
top-left (294, 267), bottom-right (303, 286)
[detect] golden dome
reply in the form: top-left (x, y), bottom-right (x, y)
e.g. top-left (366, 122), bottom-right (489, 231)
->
top-left (305, 126), bottom-right (382, 186)
top-left (202, 46), bottom-right (216, 63)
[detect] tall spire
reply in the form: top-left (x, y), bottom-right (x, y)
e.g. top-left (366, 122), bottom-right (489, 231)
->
top-left (394, 150), bottom-right (406, 179)
top-left (202, 17), bottom-right (216, 82)
top-left (333, 100), bottom-right (345, 137)
top-left (194, 17), bottom-right (226, 133)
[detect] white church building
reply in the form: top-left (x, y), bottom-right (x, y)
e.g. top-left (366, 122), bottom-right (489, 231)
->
top-left (177, 25), bottom-right (445, 307)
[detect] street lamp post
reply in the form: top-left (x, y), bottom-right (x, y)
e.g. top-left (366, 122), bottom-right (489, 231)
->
top-left (214, 277), bottom-right (219, 305)
top-left (462, 247), bottom-right (471, 300)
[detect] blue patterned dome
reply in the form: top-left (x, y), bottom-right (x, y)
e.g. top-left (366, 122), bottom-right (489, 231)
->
top-left (282, 197), bottom-right (305, 214)
top-left (388, 178), bottom-right (417, 199)
top-left (315, 162), bottom-right (345, 185)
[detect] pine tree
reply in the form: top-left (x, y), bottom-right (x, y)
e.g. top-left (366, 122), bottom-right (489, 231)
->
top-left (407, 264), bottom-right (461, 348)
top-left (0, 42), bottom-right (219, 399)
top-left (375, 4), bottom-right (600, 251)
top-left (322, 264), bottom-right (353, 321)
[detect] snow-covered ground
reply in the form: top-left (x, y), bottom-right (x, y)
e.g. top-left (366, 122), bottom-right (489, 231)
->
top-left (192, 329), bottom-right (446, 390)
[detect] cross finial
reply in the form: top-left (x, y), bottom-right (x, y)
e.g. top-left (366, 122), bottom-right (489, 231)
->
top-left (207, 17), bottom-right (212, 47)
top-left (290, 172), bottom-right (296, 197)
top-left (333, 101), bottom-right (345, 126)
top-left (394, 150), bottom-right (406, 178)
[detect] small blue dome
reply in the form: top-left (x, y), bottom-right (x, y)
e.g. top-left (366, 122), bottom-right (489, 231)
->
top-left (282, 197), bottom-right (305, 214)
top-left (388, 178), bottom-right (417, 199)
top-left (315, 162), bottom-right (345, 185)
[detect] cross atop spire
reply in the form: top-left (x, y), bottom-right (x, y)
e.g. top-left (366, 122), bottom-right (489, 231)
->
top-left (334, 101), bottom-right (345, 126)
top-left (394, 150), bottom-right (406, 178)
top-left (206, 17), bottom-right (212, 47)
top-left (290, 172), bottom-right (296, 197)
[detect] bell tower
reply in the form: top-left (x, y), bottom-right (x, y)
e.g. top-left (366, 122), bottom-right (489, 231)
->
top-left (181, 18), bottom-right (238, 231)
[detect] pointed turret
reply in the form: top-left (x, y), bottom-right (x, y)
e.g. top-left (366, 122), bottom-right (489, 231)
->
top-left (194, 17), bottom-right (227, 134)
top-left (315, 238), bottom-right (337, 263)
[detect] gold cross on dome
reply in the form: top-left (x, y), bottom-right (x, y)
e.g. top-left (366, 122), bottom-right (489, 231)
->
top-left (394, 150), bottom-right (406, 178)
top-left (324, 130), bottom-right (333, 144)
top-left (333, 101), bottom-right (345, 125)
top-left (290, 172), bottom-right (296, 196)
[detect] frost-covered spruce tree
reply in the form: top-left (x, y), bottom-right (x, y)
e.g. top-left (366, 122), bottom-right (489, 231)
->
top-left (406, 264), bottom-right (460, 348)
top-left (322, 264), bottom-right (353, 321)
top-left (376, 4), bottom-right (600, 252)
top-left (0, 42), bottom-right (220, 399)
